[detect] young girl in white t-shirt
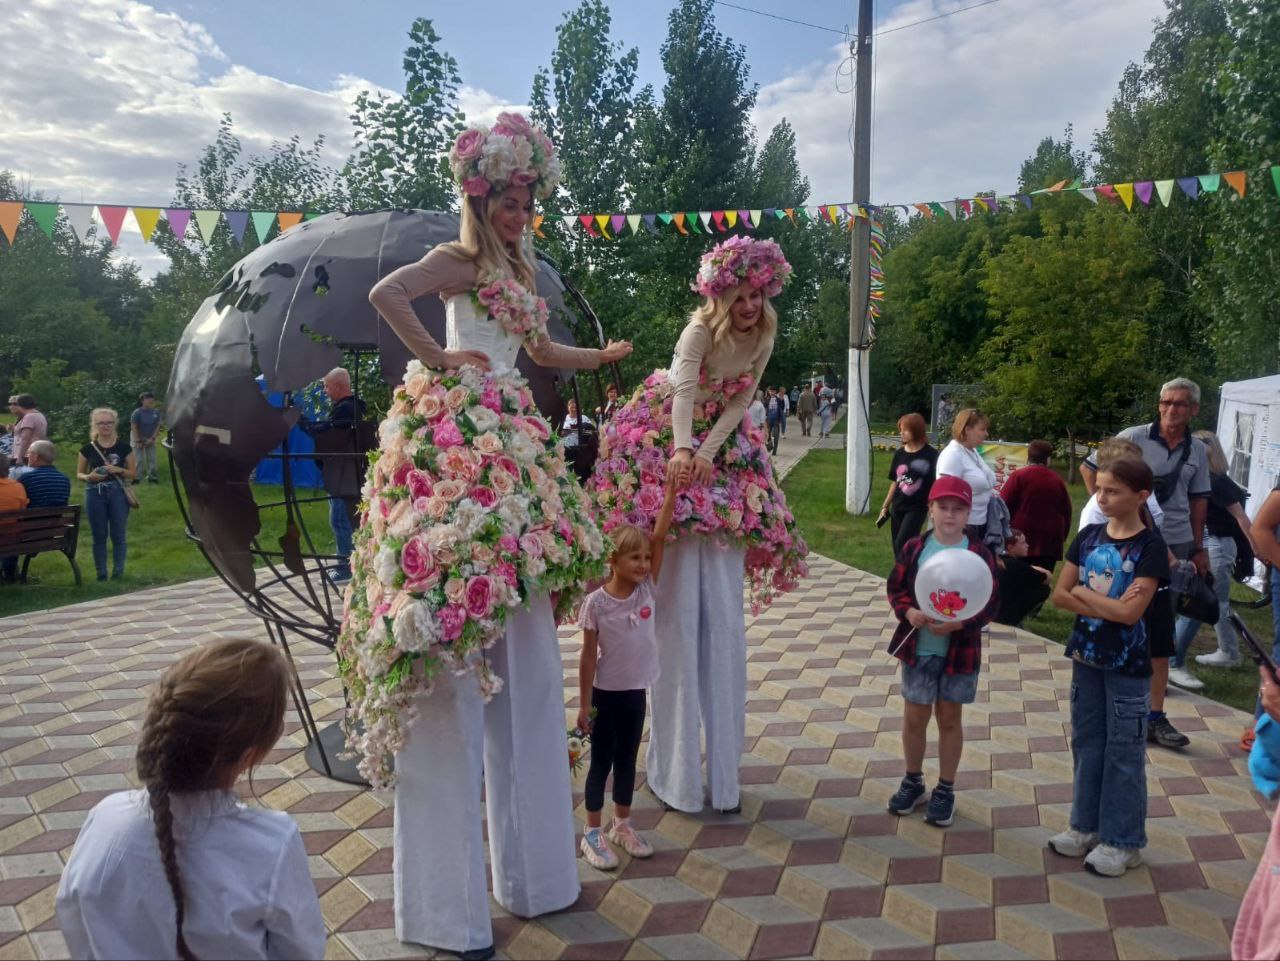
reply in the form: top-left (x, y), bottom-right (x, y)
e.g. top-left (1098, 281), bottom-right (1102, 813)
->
top-left (577, 484), bottom-right (678, 869)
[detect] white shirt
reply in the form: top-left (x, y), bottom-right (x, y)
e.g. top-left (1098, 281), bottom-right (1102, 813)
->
top-left (936, 440), bottom-right (998, 525)
top-left (1079, 491), bottom-right (1164, 531)
top-left (56, 790), bottom-right (325, 961)
top-left (748, 400), bottom-right (766, 428)
top-left (579, 577), bottom-right (660, 691)
top-left (561, 413), bottom-right (594, 448)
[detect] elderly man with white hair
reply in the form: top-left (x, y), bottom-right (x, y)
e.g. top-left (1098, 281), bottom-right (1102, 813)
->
top-left (1, 440), bottom-right (72, 584)
top-left (1080, 377), bottom-right (1211, 750)
top-left (301, 368), bottom-right (367, 586)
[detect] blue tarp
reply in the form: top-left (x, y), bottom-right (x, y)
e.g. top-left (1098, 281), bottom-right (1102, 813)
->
top-left (253, 377), bottom-right (324, 489)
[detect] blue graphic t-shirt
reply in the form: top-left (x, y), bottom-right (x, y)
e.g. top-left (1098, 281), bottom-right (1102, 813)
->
top-left (1064, 523), bottom-right (1169, 677)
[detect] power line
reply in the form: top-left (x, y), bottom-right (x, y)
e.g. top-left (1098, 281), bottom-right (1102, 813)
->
top-left (711, 0), bottom-right (1005, 39)
top-left (875, 0), bottom-right (1003, 37)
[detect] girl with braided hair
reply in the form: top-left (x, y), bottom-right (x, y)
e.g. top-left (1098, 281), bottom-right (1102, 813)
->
top-left (56, 638), bottom-right (325, 960)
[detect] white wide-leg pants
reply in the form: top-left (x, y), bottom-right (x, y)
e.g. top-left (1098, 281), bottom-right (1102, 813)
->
top-left (646, 537), bottom-right (747, 812)
top-left (393, 596), bottom-right (579, 952)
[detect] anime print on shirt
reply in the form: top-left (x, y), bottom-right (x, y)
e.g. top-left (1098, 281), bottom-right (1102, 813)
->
top-left (1064, 523), bottom-right (1169, 677)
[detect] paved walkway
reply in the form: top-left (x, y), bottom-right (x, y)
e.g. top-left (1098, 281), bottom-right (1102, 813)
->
top-left (0, 547), bottom-right (1262, 959)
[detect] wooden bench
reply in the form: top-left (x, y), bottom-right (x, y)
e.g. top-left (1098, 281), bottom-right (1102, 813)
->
top-left (0, 505), bottom-right (82, 586)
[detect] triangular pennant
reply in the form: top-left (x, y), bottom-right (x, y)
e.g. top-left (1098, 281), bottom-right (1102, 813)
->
top-left (1096, 184), bottom-right (1119, 203)
top-left (0, 201), bottom-right (23, 244)
top-left (1048, 179), bottom-right (1069, 192)
top-left (1017, 194), bottom-right (1033, 209)
top-left (1176, 177), bottom-right (1199, 199)
top-left (250, 210), bottom-right (277, 243)
top-left (657, 213), bottom-right (673, 226)
top-left (627, 214), bottom-right (641, 235)
top-left (748, 209), bottom-right (762, 228)
top-left (25, 202), bottom-right (58, 239)
top-left (62, 204), bottom-right (96, 242)
top-left (1154, 180), bottom-right (1174, 207)
top-left (644, 213), bottom-right (659, 229)
top-left (225, 210), bottom-right (249, 244)
top-left (913, 203), bottom-right (933, 218)
top-left (971, 197), bottom-right (989, 213)
top-left (1134, 182), bottom-right (1154, 206)
top-left (595, 214), bottom-right (612, 238)
top-left (1272, 166), bottom-right (1280, 198)
top-left (783, 208), bottom-right (796, 224)
top-left (672, 213), bottom-right (688, 235)
top-left (686, 212), bottom-right (701, 234)
top-left (164, 208), bottom-right (192, 240)
top-left (532, 214), bottom-right (545, 238)
top-left (132, 207), bottom-right (162, 242)
top-left (194, 209), bottom-right (222, 243)
top-left (699, 211), bottom-right (713, 232)
top-left (1115, 183), bottom-right (1135, 210)
top-left (609, 213), bottom-right (625, 236)
top-left (277, 211), bottom-right (304, 233)
top-left (725, 210), bottom-right (738, 228)
top-left (1198, 174), bottom-right (1221, 194)
top-left (958, 199), bottom-right (972, 218)
top-left (304, 211), bottom-right (324, 221)
top-left (1078, 188), bottom-right (1098, 204)
top-left (928, 202), bottom-right (946, 218)
top-left (577, 214), bottom-right (597, 236)
top-left (97, 205), bottom-right (129, 245)
top-left (827, 205), bottom-right (841, 223)
top-left (1222, 171), bottom-right (1246, 198)
top-left (940, 201), bottom-right (957, 219)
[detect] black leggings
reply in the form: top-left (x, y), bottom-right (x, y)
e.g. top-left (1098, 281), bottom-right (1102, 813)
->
top-left (891, 508), bottom-right (928, 558)
top-left (584, 688), bottom-right (647, 813)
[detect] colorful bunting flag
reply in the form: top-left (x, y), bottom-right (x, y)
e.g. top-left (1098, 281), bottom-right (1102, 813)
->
top-left (1096, 185), bottom-right (1119, 203)
top-left (1272, 166), bottom-right (1280, 198)
top-left (1154, 180), bottom-right (1174, 207)
top-left (0, 201), bottom-right (22, 243)
top-left (698, 211), bottom-right (713, 232)
top-left (1177, 177), bottom-right (1199, 199)
top-left (250, 211), bottom-right (276, 244)
top-left (1134, 182), bottom-right (1154, 206)
top-left (1198, 174), bottom-right (1221, 194)
top-left (914, 203), bottom-right (933, 218)
top-left (643, 214), bottom-right (658, 230)
top-left (941, 201), bottom-right (957, 219)
top-left (277, 212), bottom-right (304, 233)
top-left (711, 210), bottom-right (725, 231)
top-left (97, 206), bottom-right (128, 245)
top-left (304, 211), bottom-right (325, 221)
top-left (1223, 171), bottom-right (1246, 198)
top-left (958, 199), bottom-right (972, 218)
top-left (725, 210), bottom-right (738, 228)
top-left (25, 202), bottom-right (59, 239)
top-left (594, 214), bottom-right (611, 238)
top-left (63, 204), bottom-right (96, 242)
top-left (672, 213), bottom-right (687, 235)
top-left (225, 211), bottom-right (249, 244)
top-left (626, 214), bottom-right (641, 235)
top-left (578, 214), bottom-right (597, 236)
top-left (165, 208), bottom-right (192, 240)
top-left (132, 207), bottom-right (162, 242)
top-left (532, 214), bottom-right (545, 238)
top-left (1115, 183), bottom-right (1135, 210)
top-left (194, 209), bottom-right (221, 243)
top-left (1078, 189), bottom-right (1098, 204)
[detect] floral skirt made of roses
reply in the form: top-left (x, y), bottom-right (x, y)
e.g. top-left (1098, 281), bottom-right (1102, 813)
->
top-left (588, 369), bottom-right (808, 616)
top-left (336, 360), bottom-right (608, 787)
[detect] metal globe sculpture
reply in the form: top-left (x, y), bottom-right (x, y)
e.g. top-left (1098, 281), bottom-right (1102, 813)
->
top-left (165, 209), bottom-right (611, 782)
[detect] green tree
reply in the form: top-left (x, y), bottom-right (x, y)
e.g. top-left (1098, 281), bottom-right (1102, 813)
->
top-left (979, 209), bottom-right (1160, 462)
top-left (1018, 125), bottom-right (1090, 191)
top-left (341, 18), bottom-right (464, 211)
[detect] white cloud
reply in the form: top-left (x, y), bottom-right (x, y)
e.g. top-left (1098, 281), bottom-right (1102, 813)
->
top-left (753, 0), bottom-right (1166, 207)
top-left (457, 86), bottom-right (530, 128)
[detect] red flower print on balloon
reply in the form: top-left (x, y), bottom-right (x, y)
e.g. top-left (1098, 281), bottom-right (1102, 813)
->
top-left (929, 589), bottom-right (967, 619)
top-left (639, 606), bottom-right (652, 620)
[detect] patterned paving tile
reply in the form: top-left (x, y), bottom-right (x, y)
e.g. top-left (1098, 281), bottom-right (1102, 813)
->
top-left (0, 543), bottom-right (1262, 959)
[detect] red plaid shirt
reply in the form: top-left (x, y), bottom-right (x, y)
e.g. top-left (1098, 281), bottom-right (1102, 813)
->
top-left (886, 533), bottom-right (1000, 674)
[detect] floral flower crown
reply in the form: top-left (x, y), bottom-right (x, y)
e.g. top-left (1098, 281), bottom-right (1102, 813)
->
top-left (692, 235), bottom-right (793, 300)
top-left (449, 112), bottom-right (562, 201)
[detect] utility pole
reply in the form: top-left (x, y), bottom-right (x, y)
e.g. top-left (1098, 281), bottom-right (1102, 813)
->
top-left (845, 0), bottom-right (874, 515)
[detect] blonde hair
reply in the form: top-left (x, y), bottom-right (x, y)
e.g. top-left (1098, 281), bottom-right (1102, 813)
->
top-left (89, 407), bottom-right (118, 443)
top-left (688, 285), bottom-right (778, 353)
top-left (1193, 429), bottom-right (1229, 475)
top-left (609, 524), bottom-right (649, 560)
top-left (951, 408), bottom-right (988, 442)
top-left (1095, 437), bottom-right (1142, 469)
top-left (436, 192), bottom-right (536, 290)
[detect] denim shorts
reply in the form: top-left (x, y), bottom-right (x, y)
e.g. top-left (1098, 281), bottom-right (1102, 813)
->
top-left (901, 655), bottom-right (980, 705)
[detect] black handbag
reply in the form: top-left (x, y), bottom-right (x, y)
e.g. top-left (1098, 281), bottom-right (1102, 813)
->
top-left (1173, 562), bottom-right (1220, 624)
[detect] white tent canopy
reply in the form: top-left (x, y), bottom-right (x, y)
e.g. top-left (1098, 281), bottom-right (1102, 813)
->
top-left (1216, 373), bottom-right (1280, 523)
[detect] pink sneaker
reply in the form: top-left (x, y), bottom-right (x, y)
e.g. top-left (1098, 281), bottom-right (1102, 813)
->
top-left (580, 829), bottom-right (619, 869)
top-left (607, 818), bottom-right (653, 858)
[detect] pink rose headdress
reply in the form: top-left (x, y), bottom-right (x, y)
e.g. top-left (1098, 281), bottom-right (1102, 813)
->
top-left (449, 112), bottom-right (562, 200)
top-left (692, 236), bottom-right (793, 300)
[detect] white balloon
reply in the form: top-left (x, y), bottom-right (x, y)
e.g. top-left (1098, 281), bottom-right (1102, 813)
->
top-left (913, 548), bottom-right (993, 623)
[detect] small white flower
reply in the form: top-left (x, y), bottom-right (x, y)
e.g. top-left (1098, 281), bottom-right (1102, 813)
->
top-left (509, 431), bottom-right (539, 465)
top-left (480, 134), bottom-right (518, 183)
top-left (375, 545), bottom-right (399, 585)
top-left (469, 406), bottom-right (500, 433)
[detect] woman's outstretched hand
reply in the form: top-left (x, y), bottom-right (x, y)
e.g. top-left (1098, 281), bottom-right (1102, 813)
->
top-left (688, 456), bottom-right (713, 488)
top-left (599, 340), bottom-right (633, 364)
top-left (667, 449), bottom-right (693, 491)
top-left (442, 349), bottom-right (491, 371)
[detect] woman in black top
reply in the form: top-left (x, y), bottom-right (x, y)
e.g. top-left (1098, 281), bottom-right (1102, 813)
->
top-left (877, 412), bottom-right (939, 557)
top-left (1173, 429), bottom-right (1251, 669)
top-left (76, 408), bottom-right (136, 581)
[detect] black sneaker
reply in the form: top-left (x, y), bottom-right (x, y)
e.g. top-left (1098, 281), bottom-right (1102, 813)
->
top-left (887, 776), bottom-right (926, 815)
top-left (1148, 715), bottom-right (1190, 749)
top-left (924, 787), bottom-right (955, 827)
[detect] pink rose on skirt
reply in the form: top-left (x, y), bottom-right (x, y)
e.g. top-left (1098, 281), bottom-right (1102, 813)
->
top-left (634, 484), bottom-right (665, 516)
top-left (519, 532), bottom-right (544, 558)
top-left (438, 604), bottom-right (466, 641)
top-left (465, 576), bottom-right (495, 618)
top-left (407, 469), bottom-right (434, 501)
top-left (469, 485), bottom-right (499, 509)
top-left (481, 386), bottom-right (502, 412)
top-left (392, 462), bottom-right (413, 487)
top-left (400, 536), bottom-right (435, 585)
top-left (433, 420), bottom-right (465, 448)
top-left (493, 560), bottom-right (518, 586)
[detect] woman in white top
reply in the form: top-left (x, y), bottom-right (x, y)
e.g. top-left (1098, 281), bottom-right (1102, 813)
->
top-left (56, 639), bottom-right (324, 961)
top-left (935, 408), bottom-right (998, 537)
top-left (748, 389), bottom-right (767, 428)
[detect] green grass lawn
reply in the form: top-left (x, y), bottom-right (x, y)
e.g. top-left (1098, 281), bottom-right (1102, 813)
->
top-left (0, 445), bottom-right (331, 620)
top-left (782, 447), bottom-right (1274, 714)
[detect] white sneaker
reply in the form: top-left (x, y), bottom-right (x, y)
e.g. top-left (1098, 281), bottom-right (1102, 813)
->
top-left (580, 830), bottom-right (619, 870)
top-left (1167, 666), bottom-right (1204, 690)
top-left (1195, 650), bottom-right (1241, 668)
top-left (1084, 843), bottom-right (1143, 877)
top-left (607, 819), bottom-right (653, 858)
top-left (1047, 828), bottom-right (1099, 858)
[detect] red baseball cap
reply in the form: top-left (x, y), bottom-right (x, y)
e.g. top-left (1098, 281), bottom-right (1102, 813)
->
top-left (928, 475), bottom-right (973, 507)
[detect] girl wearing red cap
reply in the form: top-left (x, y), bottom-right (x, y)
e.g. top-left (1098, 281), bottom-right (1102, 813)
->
top-left (885, 475), bottom-right (999, 827)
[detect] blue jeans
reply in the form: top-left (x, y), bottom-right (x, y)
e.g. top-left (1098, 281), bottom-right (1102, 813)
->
top-left (86, 483), bottom-right (130, 578)
top-left (1173, 534), bottom-right (1237, 664)
top-left (1069, 661), bottom-right (1149, 849)
top-left (329, 497), bottom-right (356, 577)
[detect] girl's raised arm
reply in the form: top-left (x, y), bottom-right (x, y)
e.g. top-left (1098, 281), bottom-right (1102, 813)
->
top-left (650, 486), bottom-right (678, 584)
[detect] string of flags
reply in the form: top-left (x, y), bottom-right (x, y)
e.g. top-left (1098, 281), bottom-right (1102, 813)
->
top-left (0, 165), bottom-right (1276, 248)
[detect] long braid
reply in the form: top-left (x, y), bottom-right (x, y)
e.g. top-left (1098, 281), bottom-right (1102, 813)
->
top-left (148, 781), bottom-right (195, 961)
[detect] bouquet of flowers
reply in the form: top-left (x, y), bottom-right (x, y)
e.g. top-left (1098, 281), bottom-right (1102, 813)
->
top-left (692, 235), bottom-right (793, 300)
top-left (448, 112), bottom-right (561, 200)
top-left (337, 360), bottom-right (608, 787)
top-left (590, 370), bottom-right (809, 615)
top-left (473, 279), bottom-right (549, 349)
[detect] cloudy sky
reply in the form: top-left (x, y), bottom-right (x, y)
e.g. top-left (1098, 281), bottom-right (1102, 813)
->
top-left (0, 0), bottom-right (1167, 275)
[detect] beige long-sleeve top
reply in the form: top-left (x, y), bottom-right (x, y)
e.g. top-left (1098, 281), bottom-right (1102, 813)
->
top-left (670, 321), bottom-right (774, 462)
top-left (368, 248), bottom-right (603, 371)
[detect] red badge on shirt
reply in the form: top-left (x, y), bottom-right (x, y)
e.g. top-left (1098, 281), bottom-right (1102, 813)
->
top-left (639, 606), bottom-right (652, 620)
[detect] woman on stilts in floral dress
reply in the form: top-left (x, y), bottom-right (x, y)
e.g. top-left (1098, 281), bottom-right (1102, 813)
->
top-left (337, 113), bottom-right (631, 961)
top-left (590, 236), bottom-right (809, 814)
